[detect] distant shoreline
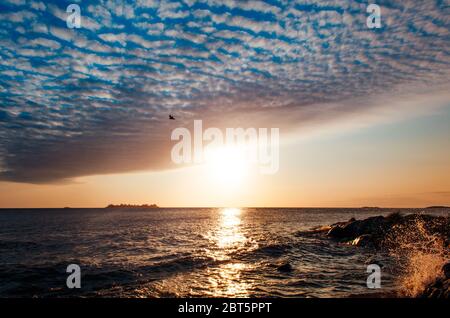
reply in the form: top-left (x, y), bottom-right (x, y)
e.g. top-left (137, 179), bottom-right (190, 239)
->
top-left (425, 206), bottom-right (450, 209)
top-left (105, 204), bottom-right (159, 209)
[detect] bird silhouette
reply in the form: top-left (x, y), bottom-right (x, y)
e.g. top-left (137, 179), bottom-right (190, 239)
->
top-left (169, 114), bottom-right (175, 120)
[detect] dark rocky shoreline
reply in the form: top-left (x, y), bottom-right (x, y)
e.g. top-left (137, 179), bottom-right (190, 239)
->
top-left (420, 262), bottom-right (450, 298)
top-left (302, 212), bottom-right (450, 298)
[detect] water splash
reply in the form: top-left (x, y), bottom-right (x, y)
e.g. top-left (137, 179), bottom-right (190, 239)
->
top-left (384, 215), bottom-right (449, 297)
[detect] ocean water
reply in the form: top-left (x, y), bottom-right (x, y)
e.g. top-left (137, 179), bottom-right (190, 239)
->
top-left (0, 208), bottom-right (448, 298)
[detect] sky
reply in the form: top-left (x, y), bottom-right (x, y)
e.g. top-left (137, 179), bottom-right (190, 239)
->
top-left (0, 0), bottom-right (449, 208)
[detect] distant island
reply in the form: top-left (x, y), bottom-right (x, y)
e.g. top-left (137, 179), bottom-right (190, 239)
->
top-left (105, 204), bottom-right (159, 209)
top-left (425, 206), bottom-right (450, 209)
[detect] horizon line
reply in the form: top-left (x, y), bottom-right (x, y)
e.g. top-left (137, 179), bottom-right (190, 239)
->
top-left (0, 205), bottom-right (448, 210)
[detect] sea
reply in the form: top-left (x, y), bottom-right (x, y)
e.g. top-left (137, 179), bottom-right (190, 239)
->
top-left (0, 207), bottom-right (448, 298)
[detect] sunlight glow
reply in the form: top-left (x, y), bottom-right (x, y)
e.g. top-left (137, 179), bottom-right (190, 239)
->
top-left (216, 208), bottom-right (245, 249)
top-left (204, 146), bottom-right (250, 188)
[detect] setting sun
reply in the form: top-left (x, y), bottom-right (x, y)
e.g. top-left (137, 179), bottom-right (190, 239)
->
top-left (203, 146), bottom-right (251, 188)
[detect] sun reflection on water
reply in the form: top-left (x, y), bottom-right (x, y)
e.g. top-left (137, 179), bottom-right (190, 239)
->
top-left (206, 208), bottom-right (254, 297)
top-left (216, 208), bottom-right (246, 249)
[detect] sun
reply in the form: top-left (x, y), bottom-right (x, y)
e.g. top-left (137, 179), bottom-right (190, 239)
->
top-left (204, 145), bottom-right (250, 188)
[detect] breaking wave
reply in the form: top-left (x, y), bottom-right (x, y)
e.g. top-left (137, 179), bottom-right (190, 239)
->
top-left (384, 215), bottom-right (449, 297)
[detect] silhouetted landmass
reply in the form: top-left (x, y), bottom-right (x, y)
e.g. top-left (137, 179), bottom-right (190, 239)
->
top-left (426, 206), bottom-right (450, 209)
top-left (105, 204), bottom-right (159, 209)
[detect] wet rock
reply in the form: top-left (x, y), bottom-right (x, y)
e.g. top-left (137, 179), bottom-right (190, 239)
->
top-left (326, 225), bottom-right (347, 238)
top-left (420, 277), bottom-right (450, 299)
top-left (351, 234), bottom-right (374, 248)
top-left (327, 216), bottom-right (387, 242)
top-left (443, 262), bottom-right (450, 279)
top-left (351, 216), bottom-right (386, 237)
top-left (277, 262), bottom-right (293, 273)
top-left (325, 213), bottom-right (450, 250)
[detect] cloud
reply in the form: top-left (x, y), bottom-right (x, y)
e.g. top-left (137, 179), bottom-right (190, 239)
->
top-left (49, 26), bottom-right (74, 42)
top-left (0, 0), bottom-right (449, 183)
top-left (99, 33), bottom-right (128, 46)
top-left (29, 38), bottom-right (61, 50)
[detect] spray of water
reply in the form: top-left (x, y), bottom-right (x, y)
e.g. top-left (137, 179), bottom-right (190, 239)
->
top-left (384, 215), bottom-right (449, 297)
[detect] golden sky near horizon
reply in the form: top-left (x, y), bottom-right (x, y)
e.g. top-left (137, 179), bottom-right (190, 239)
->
top-left (1, 103), bottom-right (449, 208)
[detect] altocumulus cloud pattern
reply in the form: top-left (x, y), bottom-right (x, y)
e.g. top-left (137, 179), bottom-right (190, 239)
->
top-left (0, 0), bottom-right (449, 183)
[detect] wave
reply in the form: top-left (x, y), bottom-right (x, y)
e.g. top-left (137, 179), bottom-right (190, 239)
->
top-left (383, 215), bottom-right (449, 297)
top-left (0, 240), bottom-right (40, 249)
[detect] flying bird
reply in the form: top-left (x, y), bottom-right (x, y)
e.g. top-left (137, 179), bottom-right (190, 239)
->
top-left (169, 114), bottom-right (175, 120)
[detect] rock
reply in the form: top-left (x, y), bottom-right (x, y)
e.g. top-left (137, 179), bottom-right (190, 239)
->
top-left (443, 263), bottom-right (450, 279)
top-left (327, 216), bottom-right (387, 241)
top-left (327, 225), bottom-right (348, 238)
top-left (277, 262), bottom-right (293, 273)
top-left (352, 216), bottom-right (386, 236)
top-left (325, 213), bottom-right (450, 250)
top-left (351, 234), bottom-right (374, 247)
top-left (420, 278), bottom-right (450, 298)
top-left (413, 263), bottom-right (450, 298)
